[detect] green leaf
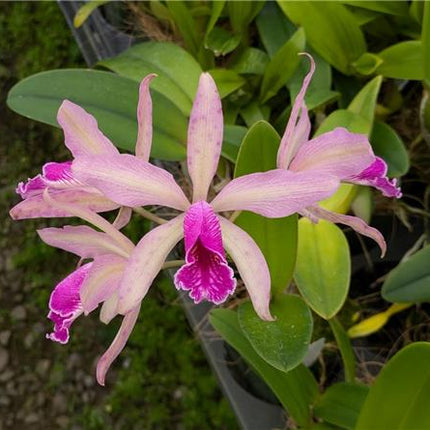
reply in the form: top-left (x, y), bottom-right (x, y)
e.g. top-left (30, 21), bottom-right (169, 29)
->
top-left (207, 68), bottom-right (245, 99)
top-left (278, 1), bottom-right (366, 74)
top-left (370, 121), bottom-right (409, 177)
top-left (6, 69), bottom-right (187, 161)
top-left (294, 218), bottom-right (351, 319)
top-left (260, 27), bottom-right (306, 103)
top-left (222, 124), bottom-right (247, 163)
top-left (314, 383), bottom-right (369, 430)
top-left (316, 110), bottom-right (369, 136)
top-left (376, 41), bottom-right (424, 80)
top-left (328, 318), bottom-right (356, 383)
top-left (356, 342), bottom-right (430, 430)
top-left (209, 309), bottom-right (318, 427)
top-left (423, 1), bottom-right (430, 87)
top-left (341, 1), bottom-right (408, 16)
top-left (230, 48), bottom-right (269, 75)
top-left (256, 1), bottom-right (296, 58)
top-left (99, 41), bottom-right (202, 115)
top-left (227, 1), bottom-right (265, 35)
top-left (234, 121), bottom-right (298, 294)
top-left (382, 246), bottom-right (430, 303)
top-left (347, 75), bottom-right (382, 126)
top-left (238, 296), bottom-right (313, 372)
top-left (239, 102), bottom-right (267, 128)
top-left (352, 52), bottom-right (383, 75)
top-left (73, 0), bottom-right (112, 28)
top-left (317, 75), bottom-right (382, 137)
top-left (204, 26), bottom-right (241, 57)
top-left (203, 0), bottom-right (225, 51)
top-left (166, 1), bottom-right (200, 56)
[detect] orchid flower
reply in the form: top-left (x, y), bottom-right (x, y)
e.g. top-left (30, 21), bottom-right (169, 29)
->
top-left (9, 75), bottom-right (158, 229)
top-left (277, 54), bottom-right (402, 256)
top-left (68, 72), bottom-right (339, 321)
top-left (37, 216), bottom-right (142, 385)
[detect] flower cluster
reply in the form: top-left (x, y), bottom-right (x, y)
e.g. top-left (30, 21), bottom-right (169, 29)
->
top-left (10, 55), bottom-right (400, 385)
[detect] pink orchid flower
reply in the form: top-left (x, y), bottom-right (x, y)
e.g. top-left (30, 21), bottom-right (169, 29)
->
top-left (277, 54), bottom-right (402, 256)
top-left (37, 212), bottom-right (140, 385)
top-left (10, 75), bottom-right (158, 229)
top-left (69, 72), bottom-right (339, 321)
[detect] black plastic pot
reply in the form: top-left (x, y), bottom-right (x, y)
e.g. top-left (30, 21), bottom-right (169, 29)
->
top-left (57, 2), bottom-right (286, 428)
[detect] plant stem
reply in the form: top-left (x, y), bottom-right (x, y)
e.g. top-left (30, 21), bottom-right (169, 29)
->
top-left (162, 260), bottom-right (185, 270)
top-left (229, 210), bottom-right (241, 223)
top-left (133, 207), bottom-right (167, 225)
top-left (329, 317), bottom-right (356, 383)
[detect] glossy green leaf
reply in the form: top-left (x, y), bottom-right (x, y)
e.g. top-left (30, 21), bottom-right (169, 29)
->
top-left (239, 296), bottom-right (313, 372)
top-left (341, 1), bottom-right (408, 16)
top-left (278, 1), bottom-right (366, 74)
top-left (294, 219), bottom-right (351, 319)
top-left (347, 75), bottom-right (382, 126)
top-left (382, 246), bottom-right (430, 303)
top-left (99, 41), bottom-right (202, 115)
top-left (227, 1), bottom-right (265, 35)
top-left (209, 308), bottom-right (318, 427)
top-left (314, 383), bottom-right (369, 429)
top-left (234, 121), bottom-right (298, 294)
top-left (356, 342), bottom-right (430, 430)
top-left (230, 48), bottom-right (269, 75)
top-left (319, 184), bottom-right (358, 215)
top-left (203, 0), bottom-right (225, 53)
top-left (317, 75), bottom-right (381, 137)
top-left (260, 27), bottom-right (305, 103)
top-left (347, 6), bottom-right (380, 26)
top-left (73, 0), bottom-right (111, 28)
top-left (166, 1), bottom-right (200, 55)
top-left (370, 121), bottom-right (409, 177)
top-left (352, 52), bottom-right (383, 75)
top-left (222, 124), bottom-right (247, 163)
top-left (6, 69), bottom-right (187, 160)
top-left (351, 186), bottom-right (373, 224)
top-left (239, 102), bottom-right (267, 128)
top-left (329, 318), bottom-right (356, 383)
top-left (423, 1), bottom-right (430, 86)
top-left (207, 68), bottom-right (245, 98)
top-left (256, 1), bottom-right (296, 58)
top-left (204, 26), bottom-right (241, 57)
top-left (376, 41), bottom-right (424, 80)
top-left (316, 110), bottom-right (369, 136)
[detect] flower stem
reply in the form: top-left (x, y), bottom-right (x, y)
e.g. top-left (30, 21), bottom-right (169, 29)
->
top-left (133, 207), bottom-right (167, 225)
top-left (229, 210), bottom-right (241, 223)
top-left (328, 317), bottom-right (356, 383)
top-left (162, 260), bottom-right (185, 269)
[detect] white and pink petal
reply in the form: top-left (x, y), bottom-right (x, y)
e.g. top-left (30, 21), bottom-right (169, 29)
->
top-left (211, 169), bottom-right (339, 218)
top-left (219, 217), bottom-right (274, 321)
top-left (277, 53), bottom-right (314, 169)
top-left (37, 225), bottom-right (130, 259)
top-left (135, 74), bottom-right (156, 161)
top-left (306, 205), bottom-right (387, 257)
top-left (57, 100), bottom-right (119, 158)
top-left (117, 215), bottom-right (185, 314)
top-left (288, 128), bottom-right (375, 179)
top-left (80, 255), bottom-right (126, 314)
top-left (187, 73), bottom-right (224, 202)
top-left (96, 305), bottom-right (141, 386)
top-left (72, 154), bottom-right (190, 211)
